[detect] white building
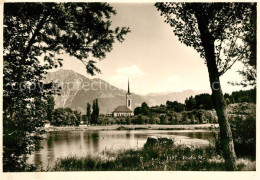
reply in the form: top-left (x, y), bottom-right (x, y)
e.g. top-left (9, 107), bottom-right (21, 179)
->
top-left (113, 79), bottom-right (134, 117)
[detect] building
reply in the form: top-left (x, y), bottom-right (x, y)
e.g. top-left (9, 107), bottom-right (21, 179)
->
top-left (113, 79), bottom-right (134, 117)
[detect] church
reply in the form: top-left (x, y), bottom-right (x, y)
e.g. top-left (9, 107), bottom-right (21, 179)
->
top-left (113, 79), bottom-right (134, 117)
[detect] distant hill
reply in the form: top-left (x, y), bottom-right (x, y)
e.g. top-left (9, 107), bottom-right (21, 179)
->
top-left (45, 69), bottom-right (210, 114)
top-left (45, 69), bottom-right (145, 114)
top-left (143, 89), bottom-right (210, 106)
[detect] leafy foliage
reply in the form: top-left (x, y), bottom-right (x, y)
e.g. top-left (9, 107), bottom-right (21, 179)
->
top-left (166, 100), bottom-right (185, 112)
top-left (86, 103), bottom-right (91, 125)
top-left (185, 89), bottom-right (255, 111)
top-left (3, 2), bottom-right (130, 171)
top-left (155, 3), bottom-right (255, 78)
top-left (214, 110), bottom-right (256, 160)
top-left (134, 102), bottom-right (151, 116)
top-left (52, 108), bottom-right (81, 126)
top-left (194, 94), bottom-right (214, 110)
top-left (236, 3), bottom-right (256, 87)
top-left (185, 96), bottom-right (196, 111)
top-left (91, 99), bottom-right (99, 124)
top-left (46, 95), bottom-right (55, 123)
top-left (231, 113), bottom-right (256, 159)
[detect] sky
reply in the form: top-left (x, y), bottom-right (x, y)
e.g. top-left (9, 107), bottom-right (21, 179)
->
top-left (53, 3), bottom-right (252, 95)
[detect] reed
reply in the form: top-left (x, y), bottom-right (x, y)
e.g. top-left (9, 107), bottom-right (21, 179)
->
top-left (50, 144), bottom-right (255, 171)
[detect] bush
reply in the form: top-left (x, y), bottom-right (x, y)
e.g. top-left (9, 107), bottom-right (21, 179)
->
top-left (231, 113), bottom-right (256, 159)
top-left (214, 112), bottom-right (256, 160)
top-left (51, 108), bottom-right (81, 126)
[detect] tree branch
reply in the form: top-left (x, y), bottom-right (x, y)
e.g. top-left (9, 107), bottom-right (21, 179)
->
top-left (21, 14), bottom-right (50, 65)
top-left (218, 46), bottom-right (248, 77)
top-left (216, 36), bottom-right (224, 67)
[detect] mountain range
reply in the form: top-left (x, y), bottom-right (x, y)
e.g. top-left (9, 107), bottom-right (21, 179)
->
top-left (45, 69), bottom-right (208, 114)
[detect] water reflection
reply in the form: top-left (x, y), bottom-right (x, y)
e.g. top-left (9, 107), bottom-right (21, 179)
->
top-left (27, 130), bottom-right (216, 168)
top-left (92, 132), bottom-right (99, 152)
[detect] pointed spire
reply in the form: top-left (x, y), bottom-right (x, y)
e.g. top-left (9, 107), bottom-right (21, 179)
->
top-left (128, 78), bottom-right (130, 94)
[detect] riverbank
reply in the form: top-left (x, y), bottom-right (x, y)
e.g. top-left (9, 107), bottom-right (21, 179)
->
top-left (44, 124), bottom-right (219, 132)
top-left (45, 137), bottom-right (254, 171)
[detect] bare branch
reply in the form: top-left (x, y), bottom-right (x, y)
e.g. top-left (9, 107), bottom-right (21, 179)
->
top-left (219, 45), bottom-right (248, 76)
top-left (219, 55), bottom-right (240, 76)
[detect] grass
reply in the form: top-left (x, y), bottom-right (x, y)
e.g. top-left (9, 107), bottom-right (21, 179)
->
top-left (47, 142), bottom-right (255, 171)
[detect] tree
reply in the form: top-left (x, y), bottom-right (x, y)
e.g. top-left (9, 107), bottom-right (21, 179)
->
top-left (91, 100), bottom-right (96, 124)
top-left (194, 94), bottom-right (214, 110)
top-left (3, 2), bottom-right (130, 171)
top-left (52, 108), bottom-right (81, 126)
top-left (134, 107), bottom-right (142, 115)
top-left (91, 99), bottom-right (99, 125)
top-left (155, 3), bottom-right (254, 170)
top-left (74, 111), bottom-right (81, 126)
top-left (96, 99), bottom-right (100, 120)
top-left (141, 102), bottom-right (150, 115)
top-left (166, 101), bottom-right (185, 112)
top-left (86, 103), bottom-right (91, 125)
top-left (231, 88), bottom-right (256, 103)
top-left (52, 108), bottom-right (66, 126)
top-left (46, 95), bottom-right (55, 123)
top-left (237, 3), bottom-right (256, 87)
top-left (134, 102), bottom-right (150, 116)
top-left (185, 96), bottom-right (196, 111)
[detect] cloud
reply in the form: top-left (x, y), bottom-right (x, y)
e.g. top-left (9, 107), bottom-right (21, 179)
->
top-left (116, 65), bottom-right (145, 77)
top-left (107, 65), bottom-right (146, 91)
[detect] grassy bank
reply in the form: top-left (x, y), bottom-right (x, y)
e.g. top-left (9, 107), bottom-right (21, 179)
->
top-left (44, 124), bottom-right (219, 132)
top-left (47, 141), bottom-right (254, 171)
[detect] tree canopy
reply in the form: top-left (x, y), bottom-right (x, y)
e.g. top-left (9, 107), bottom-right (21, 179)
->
top-left (155, 3), bottom-right (255, 80)
top-left (4, 3), bottom-right (130, 75)
top-left (3, 2), bottom-right (130, 171)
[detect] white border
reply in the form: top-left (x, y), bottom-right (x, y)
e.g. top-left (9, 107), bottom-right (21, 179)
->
top-left (0, 0), bottom-right (259, 180)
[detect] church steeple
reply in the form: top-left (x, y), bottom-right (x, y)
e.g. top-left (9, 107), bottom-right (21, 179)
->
top-left (126, 78), bottom-right (132, 109)
top-left (128, 78), bottom-right (130, 94)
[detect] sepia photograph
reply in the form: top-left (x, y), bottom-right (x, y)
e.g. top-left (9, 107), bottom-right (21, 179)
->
top-left (0, 0), bottom-right (258, 178)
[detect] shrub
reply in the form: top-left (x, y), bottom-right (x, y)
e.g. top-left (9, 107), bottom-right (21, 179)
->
top-left (231, 113), bottom-right (256, 159)
top-left (213, 112), bottom-right (256, 160)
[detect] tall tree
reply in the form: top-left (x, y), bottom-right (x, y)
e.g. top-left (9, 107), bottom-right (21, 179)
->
top-left (155, 2), bottom-right (255, 170)
top-left (3, 2), bottom-right (130, 171)
top-left (91, 99), bottom-right (99, 125)
top-left (86, 103), bottom-right (91, 125)
top-left (96, 99), bottom-right (100, 120)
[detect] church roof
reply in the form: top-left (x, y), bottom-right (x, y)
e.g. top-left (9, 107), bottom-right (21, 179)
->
top-left (113, 106), bottom-right (132, 113)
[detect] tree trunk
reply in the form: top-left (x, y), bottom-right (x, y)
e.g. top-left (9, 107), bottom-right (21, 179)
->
top-left (195, 12), bottom-right (237, 171)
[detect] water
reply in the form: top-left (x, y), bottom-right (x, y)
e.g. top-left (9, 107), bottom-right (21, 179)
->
top-left (28, 130), bottom-right (216, 168)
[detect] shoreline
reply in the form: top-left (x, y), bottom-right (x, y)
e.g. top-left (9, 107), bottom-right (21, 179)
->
top-left (44, 124), bottom-right (219, 132)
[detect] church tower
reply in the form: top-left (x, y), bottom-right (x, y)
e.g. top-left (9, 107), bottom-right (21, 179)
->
top-left (126, 78), bottom-right (132, 110)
